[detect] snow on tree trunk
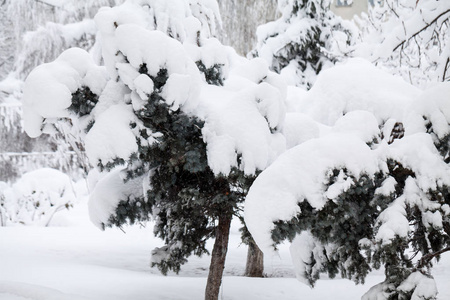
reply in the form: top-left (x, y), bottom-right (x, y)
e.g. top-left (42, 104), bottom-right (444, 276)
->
top-left (205, 211), bottom-right (232, 300)
top-left (245, 237), bottom-right (264, 277)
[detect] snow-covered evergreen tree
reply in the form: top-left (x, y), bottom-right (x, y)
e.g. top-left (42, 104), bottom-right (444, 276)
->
top-left (251, 0), bottom-right (356, 89)
top-left (22, 1), bottom-right (286, 299)
top-left (245, 59), bottom-right (450, 300)
top-left (356, 0), bottom-right (450, 88)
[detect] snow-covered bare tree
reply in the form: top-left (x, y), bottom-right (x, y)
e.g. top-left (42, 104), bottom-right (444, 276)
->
top-left (0, 2), bottom-right (15, 81)
top-left (356, 0), bottom-right (450, 88)
top-left (2, 0), bottom-right (124, 81)
top-left (245, 59), bottom-right (450, 300)
top-left (22, 1), bottom-right (287, 299)
top-left (251, 0), bottom-right (356, 89)
top-left (217, 0), bottom-right (278, 55)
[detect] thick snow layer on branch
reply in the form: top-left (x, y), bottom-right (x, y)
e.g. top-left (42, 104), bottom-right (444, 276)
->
top-left (95, 0), bottom-right (221, 77)
top-left (397, 272), bottom-right (438, 300)
top-left (245, 58), bottom-right (450, 253)
top-left (299, 59), bottom-right (419, 125)
top-left (85, 103), bottom-right (138, 166)
top-left (200, 57), bottom-right (287, 175)
top-left (244, 133), bottom-right (381, 251)
top-left (23, 0), bottom-right (287, 185)
top-left (289, 231), bottom-right (329, 285)
top-left (22, 47), bottom-right (107, 138)
top-left (88, 167), bottom-right (145, 228)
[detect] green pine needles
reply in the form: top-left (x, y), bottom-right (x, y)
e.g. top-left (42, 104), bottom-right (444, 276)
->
top-left (98, 56), bottom-right (255, 275)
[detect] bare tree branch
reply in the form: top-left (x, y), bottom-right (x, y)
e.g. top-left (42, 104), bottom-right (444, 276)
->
top-left (393, 9), bottom-right (450, 52)
top-left (35, 0), bottom-right (59, 8)
top-left (443, 57), bottom-right (450, 82)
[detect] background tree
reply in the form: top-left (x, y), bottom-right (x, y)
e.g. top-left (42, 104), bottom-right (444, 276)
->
top-left (356, 0), bottom-right (450, 88)
top-left (250, 0), bottom-right (356, 89)
top-left (217, 0), bottom-right (278, 56)
top-left (0, 0), bottom-right (125, 182)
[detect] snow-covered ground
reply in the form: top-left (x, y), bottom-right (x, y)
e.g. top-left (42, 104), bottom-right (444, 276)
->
top-left (1, 193), bottom-right (449, 300)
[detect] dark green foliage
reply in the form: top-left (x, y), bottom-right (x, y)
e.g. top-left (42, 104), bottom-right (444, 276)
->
top-left (107, 196), bottom-right (151, 229)
top-left (138, 64), bottom-right (168, 91)
top-left (102, 58), bottom-right (253, 275)
top-left (270, 155), bottom-right (450, 298)
top-left (69, 86), bottom-right (99, 118)
top-left (435, 133), bottom-right (450, 164)
top-left (424, 116), bottom-right (450, 163)
top-left (372, 237), bottom-right (412, 287)
top-left (272, 28), bottom-right (324, 77)
top-left (386, 160), bottom-right (415, 194)
top-left (272, 170), bottom-right (387, 286)
top-left (97, 157), bottom-right (126, 173)
top-left (196, 61), bottom-right (224, 86)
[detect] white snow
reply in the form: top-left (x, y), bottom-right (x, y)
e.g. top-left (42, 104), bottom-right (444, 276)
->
top-left (1, 204), bottom-right (449, 300)
top-left (397, 272), bottom-right (438, 300)
top-left (299, 58), bottom-right (419, 126)
top-left (84, 103), bottom-right (138, 166)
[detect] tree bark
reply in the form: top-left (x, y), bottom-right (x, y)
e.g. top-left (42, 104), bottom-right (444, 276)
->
top-left (244, 237), bottom-right (264, 277)
top-left (205, 211), bottom-right (233, 300)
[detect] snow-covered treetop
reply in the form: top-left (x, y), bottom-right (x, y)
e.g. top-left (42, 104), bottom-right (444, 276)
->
top-left (22, 0), bottom-right (286, 195)
top-left (252, 0), bottom-right (356, 89)
top-left (246, 57), bottom-right (450, 252)
top-left (95, 0), bottom-right (221, 44)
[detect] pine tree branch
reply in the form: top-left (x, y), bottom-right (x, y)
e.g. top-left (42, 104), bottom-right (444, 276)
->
top-left (416, 246), bottom-right (450, 270)
top-left (393, 9), bottom-right (450, 52)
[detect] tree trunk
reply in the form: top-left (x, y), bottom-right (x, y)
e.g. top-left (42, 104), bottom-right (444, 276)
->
top-left (205, 211), bottom-right (233, 300)
top-left (244, 237), bottom-right (264, 277)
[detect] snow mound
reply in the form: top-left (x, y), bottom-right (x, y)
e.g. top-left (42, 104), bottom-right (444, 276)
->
top-left (1, 168), bottom-right (77, 226)
top-left (0, 281), bottom-right (89, 300)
